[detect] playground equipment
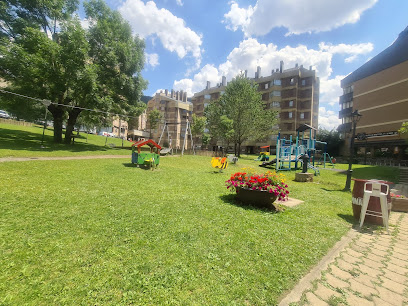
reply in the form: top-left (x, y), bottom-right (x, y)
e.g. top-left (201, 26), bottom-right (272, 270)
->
top-left (260, 124), bottom-right (334, 175)
top-left (131, 139), bottom-right (161, 170)
top-left (211, 157), bottom-right (228, 172)
top-left (254, 145), bottom-right (270, 161)
top-left (228, 154), bottom-right (238, 164)
top-left (158, 120), bottom-right (194, 156)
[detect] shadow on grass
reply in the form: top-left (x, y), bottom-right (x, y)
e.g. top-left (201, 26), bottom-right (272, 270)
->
top-left (219, 194), bottom-right (277, 213)
top-left (338, 213), bottom-right (357, 225)
top-left (0, 127), bottom-right (125, 153)
top-left (122, 163), bottom-right (158, 171)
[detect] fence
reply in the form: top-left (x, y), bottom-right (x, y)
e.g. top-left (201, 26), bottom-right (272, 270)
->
top-left (0, 118), bottom-right (33, 126)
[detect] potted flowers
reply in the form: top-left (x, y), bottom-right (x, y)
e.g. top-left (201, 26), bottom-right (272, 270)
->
top-left (226, 169), bottom-right (289, 210)
top-left (390, 193), bottom-right (408, 212)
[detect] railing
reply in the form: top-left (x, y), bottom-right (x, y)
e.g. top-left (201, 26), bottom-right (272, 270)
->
top-left (339, 92), bottom-right (353, 104)
top-left (338, 107), bottom-right (353, 119)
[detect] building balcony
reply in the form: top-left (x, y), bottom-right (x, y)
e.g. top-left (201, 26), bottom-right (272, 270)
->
top-left (337, 122), bottom-right (352, 133)
top-left (339, 92), bottom-right (353, 104)
top-left (338, 107), bottom-right (353, 119)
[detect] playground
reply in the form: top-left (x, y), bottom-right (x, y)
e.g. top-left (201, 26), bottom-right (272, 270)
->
top-left (0, 122), bottom-right (403, 305)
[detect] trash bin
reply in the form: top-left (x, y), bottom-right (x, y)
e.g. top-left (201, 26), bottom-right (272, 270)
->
top-left (351, 179), bottom-right (393, 225)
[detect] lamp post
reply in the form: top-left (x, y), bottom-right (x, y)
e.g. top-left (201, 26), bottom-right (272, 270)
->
top-left (344, 110), bottom-right (362, 191)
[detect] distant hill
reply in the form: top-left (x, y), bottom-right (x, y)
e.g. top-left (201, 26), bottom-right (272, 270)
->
top-left (141, 95), bottom-right (152, 103)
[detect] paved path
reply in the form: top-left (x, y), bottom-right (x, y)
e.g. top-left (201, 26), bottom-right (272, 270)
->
top-left (280, 212), bottom-right (408, 305)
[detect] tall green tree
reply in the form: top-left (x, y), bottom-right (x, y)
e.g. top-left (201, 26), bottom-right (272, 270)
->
top-left (0, 0), bottom-right (146, 144)
top-left (206, 73), bottom-right (277, 156)
top-left (148, 109), bottom-right (162, 139)
top-left (316, 127), bottom-right (344, 157)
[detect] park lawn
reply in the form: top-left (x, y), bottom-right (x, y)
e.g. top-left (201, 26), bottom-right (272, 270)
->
top-left (0, 154), bottom-right (399, 304)
top-left (0, 122), bottom-right (134, 158)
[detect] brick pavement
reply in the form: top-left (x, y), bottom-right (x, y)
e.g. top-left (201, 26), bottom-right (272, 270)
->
top-left (280, 212), bottom-right (408, 306)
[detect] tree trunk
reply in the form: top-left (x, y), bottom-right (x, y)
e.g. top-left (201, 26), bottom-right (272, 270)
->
top-left (64, 108), bottom-right (82, 144)
top-left (48, 105), bottom-right (64, 143)
top-left (237, 142), bottom-right (241, 158)
top-left (234, 143), bottom-right (237, 156)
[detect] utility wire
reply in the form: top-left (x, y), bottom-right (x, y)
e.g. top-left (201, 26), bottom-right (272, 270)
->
top-left (0, 89), bottom-right (142, 120)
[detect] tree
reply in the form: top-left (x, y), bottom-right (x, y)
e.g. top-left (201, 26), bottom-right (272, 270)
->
top-left (399, 122), bottom-right (408, 139)
top-left (0, 0), bottom-right (146, 144)
top-left (316, 127), bottom-right (344, 157)
top-left (191, 113), bottom-right (206, 146)
top-left (148, 109), bottom-right (162, 139)
top-left (206, 73), bottom-right (278, 156)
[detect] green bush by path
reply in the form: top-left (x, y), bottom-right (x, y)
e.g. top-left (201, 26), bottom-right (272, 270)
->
top-left (0, 155), bottom-right (399, 304)
top-left (0, 122), bottom-right (133, 158)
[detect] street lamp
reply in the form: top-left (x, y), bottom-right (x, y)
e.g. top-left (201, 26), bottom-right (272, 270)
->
top-left (344, 110), bottom-right (362, 191)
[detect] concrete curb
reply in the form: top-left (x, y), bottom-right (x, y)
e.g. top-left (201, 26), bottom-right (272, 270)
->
top-left (278, 228), bottom-right (359, 306)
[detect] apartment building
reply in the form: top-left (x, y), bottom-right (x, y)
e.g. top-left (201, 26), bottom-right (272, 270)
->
top-left (192, 62), bottom-right (319, 151)
top-left (146, 90), bottom-right (193, 149)
top-left (338, 26), bottom-right (408, 160)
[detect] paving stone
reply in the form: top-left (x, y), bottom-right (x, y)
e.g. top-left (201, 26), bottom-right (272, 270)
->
top-left (376, 286), bottom-right (407, 306)
top-left (393, 242), bottom-right (408, 251)
top-left (355, 240), bottom-right (371, 249)
top-left (385, 262), bottom-right (408, 276)
top-left (359, 235), bottom-right (376, 244)
top-left (388, 256), bottom-right (408, 269)
top-left (353, 274), bottom-right (379, 288)
top-left (342, 252), bottom-right (363, 265)
top-left (305, 292), bottom-right (329, 306)
top-left (390, 250), bottom-right (408, 261)
top-left (370, 247), bottom-right (388, 258)
top-left (361, 258), bottom-right (386, 271)
top-left (330, 265), bottom-right (353, 280)
top-left (372, 296), bottom-right (395, 306)
top-left (325, 273), bottom-right (349, 289)
top-left (381, 269), bottom-right (408, 285)
top-left (314, 283), bottom-right (341, 301)
top-left (337, 259), bottom-right (356, 272)
top-left (365, 252), bottom-right (385, 264)
top-left (392, 245), bottom-right (408, 256)
top-left (348, 279), bottom-right (378, 297)
top-left (375, 238), bottom-right (393, 248)
top-left (371, 243), bottom-right (389, 252)
top-left (346, 292), bottom-right (374, 306)
top-left (380, 277), bottom-right (408, 295)
top-left (357, 264), bottom-right (382, 278)
top-left (347, 248), bottom-right (364, 259)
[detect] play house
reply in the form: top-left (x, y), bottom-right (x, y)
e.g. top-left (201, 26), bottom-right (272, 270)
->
top-left (131, 139), bottom-right (162, 169)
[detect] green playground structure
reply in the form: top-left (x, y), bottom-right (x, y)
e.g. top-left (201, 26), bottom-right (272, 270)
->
top-left (254, 146), bottom-right (270, 161)
top-left (131, 139), bottom-right (161, 170)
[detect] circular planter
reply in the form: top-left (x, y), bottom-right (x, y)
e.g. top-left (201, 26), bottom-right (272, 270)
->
top-left (236, 187), bottom-right (278, 210)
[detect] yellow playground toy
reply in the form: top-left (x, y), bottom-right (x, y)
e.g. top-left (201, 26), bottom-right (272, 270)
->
top-left (211, 157), bottom-right (228, 172)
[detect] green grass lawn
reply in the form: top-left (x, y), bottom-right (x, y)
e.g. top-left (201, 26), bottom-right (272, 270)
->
top-left (0, 153), bottom-right (399, 304)
top-left (0, 122), bottom-right (134, 158)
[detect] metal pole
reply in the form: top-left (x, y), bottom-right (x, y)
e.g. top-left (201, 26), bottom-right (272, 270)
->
top-left (344, 120), bottom-right (357, 191)
top-left (41, 107), bottom-right (48, 147)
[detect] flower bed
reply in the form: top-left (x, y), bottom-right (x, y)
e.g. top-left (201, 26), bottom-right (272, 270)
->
top-left (226, 169), bottom-right (289, 209)
top-left (391, 193), bottom-right (408, 212)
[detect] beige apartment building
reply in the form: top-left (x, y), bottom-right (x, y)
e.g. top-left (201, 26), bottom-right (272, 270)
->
top-left (338, 26), bottom-right (408, 160)
top-left (146, 90), bottom-right (193, 149)
top-left (192, 62), bottom-right (319, 152)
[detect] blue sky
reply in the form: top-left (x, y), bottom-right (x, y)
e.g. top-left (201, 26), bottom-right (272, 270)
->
top-left (83, 0), bottom-right (407, 130)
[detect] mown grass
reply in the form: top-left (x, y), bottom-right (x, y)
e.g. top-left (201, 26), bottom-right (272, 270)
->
top-left (0, 122), bottom-right (133, 158)
top-left (0, 153), bottom-right (399, 304)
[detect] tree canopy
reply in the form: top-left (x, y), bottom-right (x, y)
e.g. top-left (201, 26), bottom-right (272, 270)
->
top-left (316, 127), bottom-right (344, 157)
top-left (205, 73), bottom-right (278, 156)
top-left (0, 0), bottom-right (147, 143)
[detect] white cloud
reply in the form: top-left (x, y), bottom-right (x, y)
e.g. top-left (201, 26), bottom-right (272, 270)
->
top-left (145, 53), bottom-right (159, 68)
top-left (224, 0), bottom-right (378, 36)
top-left (176, 0), bottom-right (183, 6)
top-left (320, 75), bottom-right (345, 107)
top-left (319, 42), bottom-right (373, 62)
top-left (119, 0), bottom-right (202, 71)
top-left (319, 107), bottom-right (342, 130)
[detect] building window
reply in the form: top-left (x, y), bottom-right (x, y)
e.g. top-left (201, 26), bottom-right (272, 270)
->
top-left (272, 101), bottom-right (280, 108)
top-left (204, 94), bottom-right (211, 99)
top-left (270, 90), bottom-right (281, 97)
top-left (290, 78), bottom-right (295, 85)
top-left (343, 85), bottom-right (354, 94)
top-left (289, 100), bottom-right (294, 107)
top-left (300, 112), bottom-right (305, 119)
top-left (301, 79), bottom-right (306, 86)
top-left (288, 112), bottom-right (293, 119)
top-left (265, 83), bottom-right (269, 89)
top-left (204, 103), bottom-right (209, 108)
top-left (273, 79), bottom-right (281, 86)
